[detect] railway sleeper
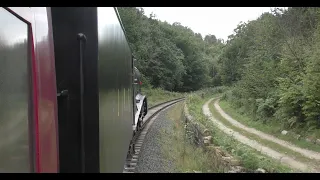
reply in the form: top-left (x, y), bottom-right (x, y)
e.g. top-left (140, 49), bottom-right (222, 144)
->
top-left (127, 159), bottom-right (138, 163)
top-left (126, 162), bottom-right (137, 167)
top-left (124, 167), bottom-right (135, 171)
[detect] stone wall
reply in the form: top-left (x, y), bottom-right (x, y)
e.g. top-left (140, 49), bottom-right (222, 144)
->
top-left (183, 104), bottom-right (207, 147)
top-left (182, 103), bottom-right (250, 173)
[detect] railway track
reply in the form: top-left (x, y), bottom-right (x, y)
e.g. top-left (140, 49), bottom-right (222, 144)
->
top-left (123, 97), bottom-right (185, 173)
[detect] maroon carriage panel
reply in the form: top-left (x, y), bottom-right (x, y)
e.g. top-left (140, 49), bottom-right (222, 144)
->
top-left (4, 7), bottom-right (59, 173)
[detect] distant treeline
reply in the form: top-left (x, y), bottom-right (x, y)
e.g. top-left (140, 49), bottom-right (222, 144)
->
top-left (118, 7), bottom-right (224, 92)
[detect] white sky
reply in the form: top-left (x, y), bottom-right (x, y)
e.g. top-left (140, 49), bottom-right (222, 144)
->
top-left (0, 8), bottom-right (28, 46)
top-left (143, 7), bottom-right (286, 41)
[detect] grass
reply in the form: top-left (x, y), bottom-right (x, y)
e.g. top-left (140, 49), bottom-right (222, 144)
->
top-left (209, 100), bottom-right (320, 170)
top-left (219, 100), bottom-right (320, 153)
top-left (186, 90), bottom-right (292, 173)
top-left (160, 101), bottom-right (224, 173)
top-left (142, 87), bottom-right (185, 107)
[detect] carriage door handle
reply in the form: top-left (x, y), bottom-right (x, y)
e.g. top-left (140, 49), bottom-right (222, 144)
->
top-left (57, 90), bottom-right (69, 97)
top-left (77, 33), bottom-right (87, 173)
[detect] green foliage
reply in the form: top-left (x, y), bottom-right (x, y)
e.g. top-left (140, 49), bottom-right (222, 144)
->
top-left (141, 86), bottom-right (184, 107)
top-left (219, 7), bottom-right (320, 132)
top-left (162, 102), bottom-right (224, 173)
top-left (118, 7), bottom-right (224, 92)
top-left (118, 7), bottom-right (320, 132)
top-left (186, 90), bottom-right (291, 172)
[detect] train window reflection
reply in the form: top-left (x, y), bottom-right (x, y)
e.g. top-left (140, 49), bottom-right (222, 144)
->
top-left (0, 8), bottom-right (31, 172)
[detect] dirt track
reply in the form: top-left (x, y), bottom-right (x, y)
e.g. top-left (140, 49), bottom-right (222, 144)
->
top-left (202, 98), bottom-right (319, 173)
top-left (214, 99), bottom-right (320, 161)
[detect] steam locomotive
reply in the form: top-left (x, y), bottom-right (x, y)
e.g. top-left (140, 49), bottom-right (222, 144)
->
top-left (0, 7), bottom-right (147, 173)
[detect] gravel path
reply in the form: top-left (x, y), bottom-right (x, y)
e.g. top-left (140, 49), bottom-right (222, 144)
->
top-left (214, 99), bottom-right (320, 161)
top-left (134, 105), bottom-right (178, 173)
top-left (203, 98), bottom-right (319, 173)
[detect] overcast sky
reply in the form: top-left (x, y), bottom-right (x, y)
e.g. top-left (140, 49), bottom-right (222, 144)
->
top-left (143, 7), bottom-right (284, 41)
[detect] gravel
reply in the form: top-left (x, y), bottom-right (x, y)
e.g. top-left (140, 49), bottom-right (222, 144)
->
top-left (134, 105), bottom-right (179, 173)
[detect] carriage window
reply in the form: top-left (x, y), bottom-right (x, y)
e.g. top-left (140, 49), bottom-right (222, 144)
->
top-left (0, 8), bottom-right (31, 172)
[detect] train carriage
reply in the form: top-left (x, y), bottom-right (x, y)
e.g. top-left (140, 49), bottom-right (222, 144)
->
top-left (0, 7), bottom-right (147, 173)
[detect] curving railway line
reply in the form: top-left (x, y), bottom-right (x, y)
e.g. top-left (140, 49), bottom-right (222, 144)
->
top-left (123, 98), bottom-right (185, 173)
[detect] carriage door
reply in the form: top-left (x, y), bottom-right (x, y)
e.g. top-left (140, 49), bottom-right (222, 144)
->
top-left (51, 7), bottom-right (99, 173)
top-left (0, 7), bottom-right (34, 172)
